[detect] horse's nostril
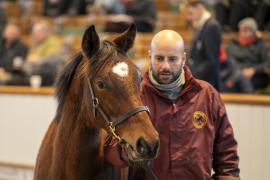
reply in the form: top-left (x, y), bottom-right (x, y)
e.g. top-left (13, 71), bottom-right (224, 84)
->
top-left (136, 138), bottom-right (149, 156)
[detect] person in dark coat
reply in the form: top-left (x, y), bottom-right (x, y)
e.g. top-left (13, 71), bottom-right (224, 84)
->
top-left (226, 17), bottom-right (270, 91)
top-left (105, 29), bottom-right (240, 180)
top-left (104, 0), bottom-right (157, 33)
top-left (219, 46), bottom-right (254, 93)
top-left (43, 0), bottom-right (94, 16)
top-left (123, 0), bottom-right (157, 32)
top-left (186, 0), bottom-right (222, 90)
top-left (0, 23), bottom-right (28, 72)
top-left (0, 23), bottom-right (28, 85)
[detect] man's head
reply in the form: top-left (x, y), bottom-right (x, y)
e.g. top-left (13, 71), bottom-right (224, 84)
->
top-left (150, 30), bottom-right (186, 84)
top-left (238, 18), bottom-right (258, 39)
top-left (185, 0), bottom-right (206, 25)
top-left (3, 23), bottom-right (21, 44)
top-left (31, 21), bottom-right (50, 44)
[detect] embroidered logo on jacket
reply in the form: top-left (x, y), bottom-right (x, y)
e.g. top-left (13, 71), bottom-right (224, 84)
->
top-left (193, 111), bottom-right (207, 129)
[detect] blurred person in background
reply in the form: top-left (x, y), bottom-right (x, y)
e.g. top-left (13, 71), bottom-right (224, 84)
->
top-left (185, 0), bottom-right (222, 90)
top-left (94, 0), bottom-right (125, 14)
top-left (27, 21), bottom-right (61, 65)
top-left (226, 17), bottom-right (270, 92)
top-left (25, 21), bottom-right (64, 86)
top-left (219, 46), bottom-right (254, 93)
top-left (43, 0), bottom-right (94, 16)
top-left (104, 0), bottom-right (157, 32)
top-left (0, 23), bottom-right (28, 85)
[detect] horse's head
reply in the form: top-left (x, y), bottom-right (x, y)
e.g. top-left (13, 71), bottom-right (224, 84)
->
top-left (57, 24), bottom-right (159, 162)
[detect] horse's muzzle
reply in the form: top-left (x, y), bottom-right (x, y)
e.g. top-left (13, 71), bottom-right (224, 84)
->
top-left (136, 138), bottom-right (160, 159)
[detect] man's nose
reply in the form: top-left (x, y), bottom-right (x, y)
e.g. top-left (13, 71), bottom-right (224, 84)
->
top-left (161, 59), bottom-right (170, 69)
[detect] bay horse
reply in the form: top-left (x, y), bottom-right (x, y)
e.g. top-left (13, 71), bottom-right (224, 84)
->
top-left (34, 24), bottom-right (159, 180)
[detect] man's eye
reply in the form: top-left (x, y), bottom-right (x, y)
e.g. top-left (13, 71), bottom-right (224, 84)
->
top-left (96, 80), bottom-right (107, 89)
top-left (156, 57), bottom-right (163, 61)
top-left (169, 57), bottom-right (178, 62)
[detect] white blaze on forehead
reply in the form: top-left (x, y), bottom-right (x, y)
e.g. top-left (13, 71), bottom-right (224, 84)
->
top-left (112, 62), bottom-right (129, 77)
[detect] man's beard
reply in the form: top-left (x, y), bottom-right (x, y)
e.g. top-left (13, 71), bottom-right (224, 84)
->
top-left (151, 63), bottom-right (184, 84)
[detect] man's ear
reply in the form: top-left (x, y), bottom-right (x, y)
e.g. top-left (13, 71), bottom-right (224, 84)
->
top-left (183, 52), bottom-right (187, 65)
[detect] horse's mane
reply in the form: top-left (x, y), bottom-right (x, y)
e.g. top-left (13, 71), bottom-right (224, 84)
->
top-left (54, 40), bottom-right (118, 120)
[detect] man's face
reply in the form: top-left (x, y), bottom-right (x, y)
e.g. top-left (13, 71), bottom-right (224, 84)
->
top-left (3, 25), bottom-right (19, 43)
top-left (150, 43), bottom-right (185, 84)
top-left (32, 27), bottom-right (48, 44)
top-left (185, 6), bottom-right (201, 24)
top-left (239, 25), bottom-right (254, 39)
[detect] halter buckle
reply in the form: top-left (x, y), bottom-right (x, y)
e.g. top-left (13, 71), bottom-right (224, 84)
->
top-left (93, 97), bottom-right (99, 107)
top-left (108, 122), bottom-right (121, 142)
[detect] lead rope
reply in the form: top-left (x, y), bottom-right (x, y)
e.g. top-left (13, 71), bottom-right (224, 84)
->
top-left (120, 142), bottom-right (157, 180)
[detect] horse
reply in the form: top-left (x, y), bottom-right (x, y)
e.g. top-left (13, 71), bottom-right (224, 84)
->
top-left (34, 24), bottom-right (160, 180)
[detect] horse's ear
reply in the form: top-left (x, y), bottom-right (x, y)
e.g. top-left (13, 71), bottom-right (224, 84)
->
top-left (113, 23), bottom-right (137, 53)
top-left (82, 25), bottom-right (100, 58)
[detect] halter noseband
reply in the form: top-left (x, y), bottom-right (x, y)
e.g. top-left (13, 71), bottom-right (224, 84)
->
top-left (87, 78), bottom-right (149, 142)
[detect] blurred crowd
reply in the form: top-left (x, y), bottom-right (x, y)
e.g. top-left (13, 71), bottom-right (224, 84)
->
top-left (0, 0), bottom-right (269, 94)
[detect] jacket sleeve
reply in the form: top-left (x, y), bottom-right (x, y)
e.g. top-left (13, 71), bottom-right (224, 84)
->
top-left (212, 91), bottom-right (240, 179)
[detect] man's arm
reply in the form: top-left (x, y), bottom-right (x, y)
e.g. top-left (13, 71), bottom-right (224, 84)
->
top-left (212, 91), bottom-right (240, 180)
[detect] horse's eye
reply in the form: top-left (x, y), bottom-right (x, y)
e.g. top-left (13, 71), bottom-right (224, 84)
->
top-left (96, 80), bottom-right (107, 89)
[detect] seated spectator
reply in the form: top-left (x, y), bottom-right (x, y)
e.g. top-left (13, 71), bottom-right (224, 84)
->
top-left (43, 0), bottom-right (94, 16)
top-left (226, 18), bottom-right (270, 91)
top-left (0, 23), bottom-right (28, 85)
top-left (104, 0), bottom-right (157, 32)
top-left (27, 21), bottom-right (62, 65)
top-left (219, 46), bottom-right (254, 93)
top-left (25, 21), bottom-right (64, 86)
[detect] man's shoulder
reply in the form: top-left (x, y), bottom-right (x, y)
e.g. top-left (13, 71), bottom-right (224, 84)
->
top-left (204, 18), bottom-right (222, 32)
top-left (194, 78), bottom-right (219, 96)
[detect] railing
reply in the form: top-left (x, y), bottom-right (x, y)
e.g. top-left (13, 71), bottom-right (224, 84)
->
top-left (0, 85), bottom-right (269, 105)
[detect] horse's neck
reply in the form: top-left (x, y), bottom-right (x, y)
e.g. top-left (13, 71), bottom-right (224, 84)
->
top-left (53, 109), bottom-right (107, 179)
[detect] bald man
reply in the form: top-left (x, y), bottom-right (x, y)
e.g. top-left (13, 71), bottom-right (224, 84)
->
top-left (105, 30), bottom-right (240, 180)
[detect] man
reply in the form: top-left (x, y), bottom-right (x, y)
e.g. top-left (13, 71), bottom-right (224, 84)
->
top-left (0, 23), bottom-right (28, 85)
top-left (106, 30), bottom-right (240, 180)
top-left (226, 17), bottom-right (270, 91)
top-left (25, 21), bottom-right (63, 86)
top-left (186, 0), bottom-right (222, 90)
top-left (0, 23), bottom-right (28, 72)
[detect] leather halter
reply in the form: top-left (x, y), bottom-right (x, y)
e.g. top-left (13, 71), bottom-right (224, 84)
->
top-left (87, 78), bottom-right (157, 180)
top-left (87, 78), bottom-right (149, 142)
